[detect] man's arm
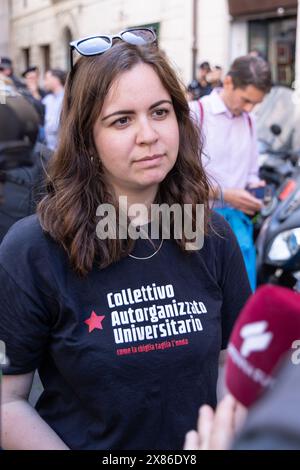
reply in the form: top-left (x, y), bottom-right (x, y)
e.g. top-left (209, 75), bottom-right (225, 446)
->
top-left (209, 186), bottom-right (262, 215)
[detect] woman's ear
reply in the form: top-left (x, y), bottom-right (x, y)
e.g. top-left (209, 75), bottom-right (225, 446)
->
top-left (88, 141), bottom-right (98, 163)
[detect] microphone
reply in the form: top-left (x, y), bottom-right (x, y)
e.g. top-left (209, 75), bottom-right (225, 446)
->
top-left (225, 285), bottom-right (300, 407)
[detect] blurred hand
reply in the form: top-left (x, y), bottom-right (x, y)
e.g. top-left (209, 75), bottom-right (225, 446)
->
top-left (224, 188), bottom-right (262, 215)
top-left (247, 180), bottom-right (266, 189)
top-left (183, 394), bottom-right (247, 450)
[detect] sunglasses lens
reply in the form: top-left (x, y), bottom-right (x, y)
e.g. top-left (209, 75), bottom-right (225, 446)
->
top-left (77, 36), bottom-right (111, 55)
top-left (121, 29), bottom-right (155, 45)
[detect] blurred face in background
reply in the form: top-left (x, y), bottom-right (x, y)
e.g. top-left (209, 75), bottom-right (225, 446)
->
top-left (44, 71), bottom-right (59, 93)
top-left (0, 67), bottom-right (12, 77)
top-left (221, 75), bottom-right (265, 116)
top-left (24, 69), bottom-right (40, 89)
top-left (206, 66), bottom-right (223, 86)
top-left (197, 64), bottom-right (210, 83)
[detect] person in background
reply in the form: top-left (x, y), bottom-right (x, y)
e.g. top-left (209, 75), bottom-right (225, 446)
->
top-left (22, 66), bottom-right (47, 138)
top-left (184, 358), bottom-right (300, 450)
top-left (22, 66), bottom-right (47, 101)
top-left (0, 56), bottom-right (24, 89)
top-left (42, 68), bottom-right (66, 150)
top-left (187, 61), bottom-right (213, 101)
top-left (190, 55), bottom-right (272, 291)
top-left (207, 65), bottom-right (223, 89)
top-left (0, 77), bottom-right (46, 242)
top-left (1, 60), bottom-right (45, 142)
top-left (233, 358), bottom-right (300, 450)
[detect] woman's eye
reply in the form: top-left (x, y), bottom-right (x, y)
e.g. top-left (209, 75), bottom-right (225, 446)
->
top-left (153, 108), bottom-right (169, 118)
top-left (113, 116), bottom-right (130, 127)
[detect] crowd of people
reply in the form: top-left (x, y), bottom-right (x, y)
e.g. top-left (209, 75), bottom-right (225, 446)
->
top-left (187, 61), bottom-right (223, 101)
top-left (0, 56), bottom-right (66, 150)
top-left (0, 29), bottom-right (299, 451)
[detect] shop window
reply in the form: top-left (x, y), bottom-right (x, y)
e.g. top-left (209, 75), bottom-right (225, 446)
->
top-left (249, 21), bottom-right (268, 59)
top-left (22, 47), bottom-right (30, 69)
top-left (40, 44), bottom-right (50, 72)
top-left (249, 17), bottom-right (296, 86)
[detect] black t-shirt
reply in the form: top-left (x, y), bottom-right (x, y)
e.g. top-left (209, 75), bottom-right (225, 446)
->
top-left (0, 212), bottom-right (251, 450)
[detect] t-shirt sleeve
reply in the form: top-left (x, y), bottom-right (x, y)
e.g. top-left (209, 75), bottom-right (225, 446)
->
top-left (0, 264), bottom-right (52, 375)
top-left (212, 213), bottom-right (252, 349)
top-left (0, 217), bottom-right (59, 375)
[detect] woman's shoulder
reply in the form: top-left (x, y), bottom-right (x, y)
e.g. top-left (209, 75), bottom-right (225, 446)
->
top-left (0, 215), bottom-right (65, 299)
top-left (208, 210), bottom-right (233, 237)
top-left (0, 214), bottom-right (58, 269)
top-left (205, 210), bottom-right (240, 254)
top-left (1, 214), bottom-right (46, 248)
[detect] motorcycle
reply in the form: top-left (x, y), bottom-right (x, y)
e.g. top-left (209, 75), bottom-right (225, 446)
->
top-left (258, 124), bottom-right (299, 188)
top-left (256, 167), bottom-right (300, 291)
top-left (252, 86), bottom-right (300, 289)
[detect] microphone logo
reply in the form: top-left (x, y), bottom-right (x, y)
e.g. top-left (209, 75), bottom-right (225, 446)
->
top-left (240, 321), bottom-right (273, 358)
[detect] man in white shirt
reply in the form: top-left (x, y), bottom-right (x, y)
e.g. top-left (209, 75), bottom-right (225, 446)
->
top-left (42, 69), bottom-right (66, 151)
top-left (190, 56), bottom-right (272, 290)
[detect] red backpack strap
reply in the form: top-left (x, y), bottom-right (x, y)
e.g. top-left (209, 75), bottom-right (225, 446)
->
top-left (198, 99), bottom-right (204, 127)
top-left (247, 114), bottom-right (253, 136)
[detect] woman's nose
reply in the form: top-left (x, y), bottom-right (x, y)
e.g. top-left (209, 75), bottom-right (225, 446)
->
top-left (135, 118), bottom-right (159, 145)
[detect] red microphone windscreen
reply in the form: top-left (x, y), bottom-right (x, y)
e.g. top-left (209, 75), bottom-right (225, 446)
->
top-left (225, 285), bottom-right (300, 407)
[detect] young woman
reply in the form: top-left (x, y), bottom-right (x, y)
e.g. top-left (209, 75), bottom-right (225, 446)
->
top-left (0, 29), bottom-right (251, 450)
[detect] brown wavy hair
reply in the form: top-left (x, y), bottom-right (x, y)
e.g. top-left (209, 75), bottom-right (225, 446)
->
top-left (38, 42), bottom-right (212, 275)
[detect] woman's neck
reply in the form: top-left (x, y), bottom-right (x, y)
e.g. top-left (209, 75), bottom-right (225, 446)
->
top-left (116, 186), bottom-right (158, 225)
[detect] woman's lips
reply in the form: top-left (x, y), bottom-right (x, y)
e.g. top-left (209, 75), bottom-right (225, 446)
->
top-left (135, 154), bottom-right (165, 164)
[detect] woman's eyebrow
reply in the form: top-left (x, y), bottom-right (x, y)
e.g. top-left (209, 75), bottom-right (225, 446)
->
top-left (149, 99), bottom-right (172, 109)
top-left (102, 100), bottom-right (173, 121)
top-left (102, 110), bottom-right (134, 121)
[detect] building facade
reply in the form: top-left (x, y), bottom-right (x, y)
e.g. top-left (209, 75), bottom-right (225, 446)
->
top-left (9, 0), bottom-right (194, 83)
top-left (229, 0), bottom-right (298, 86)
top-left (0, 0), bottom-right (11, 57)
top-left (6, 0), bottom-right (300, 86)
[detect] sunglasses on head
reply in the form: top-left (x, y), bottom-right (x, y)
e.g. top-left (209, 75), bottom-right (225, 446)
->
top-left (69, 27), bottom-right (157, 70)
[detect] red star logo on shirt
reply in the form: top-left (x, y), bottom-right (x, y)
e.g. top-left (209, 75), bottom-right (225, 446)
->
top-left (84, 311), bottom-right (106, 333)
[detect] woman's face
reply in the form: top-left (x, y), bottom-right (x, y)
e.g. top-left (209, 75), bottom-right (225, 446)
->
top-left (93, 63), bottom-right (179, 199)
